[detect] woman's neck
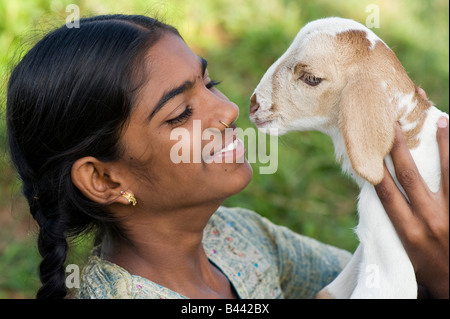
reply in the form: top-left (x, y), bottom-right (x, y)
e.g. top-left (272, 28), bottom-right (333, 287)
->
top-left (101, 203), bottom-right (237, 298)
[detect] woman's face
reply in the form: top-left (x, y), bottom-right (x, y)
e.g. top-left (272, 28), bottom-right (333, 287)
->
top-left (119, 33), bottom-right (253, 212)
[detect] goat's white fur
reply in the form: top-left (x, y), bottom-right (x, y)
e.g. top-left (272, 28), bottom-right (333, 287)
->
top-left (250, 17), bottom-right (448, 298)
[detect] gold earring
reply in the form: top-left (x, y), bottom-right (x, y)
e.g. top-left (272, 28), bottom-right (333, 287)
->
top-left (219, 120), bottom-right (230, 128)
top-left (120, 191), bottom-right (137, 206)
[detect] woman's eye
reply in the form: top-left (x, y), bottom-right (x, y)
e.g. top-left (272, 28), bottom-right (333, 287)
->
top-left (166, 106), bottom-right (193, 126)
top-left (300, 73), bottom-right (322, 86)
top-left (206, 80), bottom-right (221, 89)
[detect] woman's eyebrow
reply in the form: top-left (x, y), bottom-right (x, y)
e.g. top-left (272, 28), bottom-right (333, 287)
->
top-left (147, 57), bottom-right (208, 122)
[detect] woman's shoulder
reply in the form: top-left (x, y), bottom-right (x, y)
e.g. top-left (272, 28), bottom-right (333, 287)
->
top-left (77, 246), bottom-right (131, 299)
top-left (208, 206), bottom-right (351, 298)
top-left (77, 247), bottom-right (187, 299)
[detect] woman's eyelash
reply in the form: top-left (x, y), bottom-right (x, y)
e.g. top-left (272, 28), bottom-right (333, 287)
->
top-left (166, 80), bottom-right (221, 126)
top-left (167, 106), bottom-right (193, 126)
top-left (206, 80), bottom-right (221, 89)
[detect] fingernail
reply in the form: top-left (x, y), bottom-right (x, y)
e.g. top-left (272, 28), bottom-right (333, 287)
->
top-left (417, 87), bottom-right (427, 99)
top-left (437, 117), bottom-right (448, 128)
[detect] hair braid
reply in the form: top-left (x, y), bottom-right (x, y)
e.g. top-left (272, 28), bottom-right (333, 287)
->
top-left (36, 215), bottom-right (68, 299)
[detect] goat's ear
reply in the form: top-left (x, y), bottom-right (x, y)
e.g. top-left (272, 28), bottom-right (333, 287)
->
top-left (339, 75), bottom-right (396, 185)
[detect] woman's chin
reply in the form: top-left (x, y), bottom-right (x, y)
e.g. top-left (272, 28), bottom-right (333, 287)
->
top-left (220, 160), bottom-right (253, 197)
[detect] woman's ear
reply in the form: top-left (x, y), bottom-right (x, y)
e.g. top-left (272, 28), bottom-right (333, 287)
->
top-left (71, 157), bottom-right (131, 206)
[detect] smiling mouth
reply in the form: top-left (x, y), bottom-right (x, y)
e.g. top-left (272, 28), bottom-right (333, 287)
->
top-left (211, 138), bottom-right (245, 162)
top-left (212, 134), bottom-right (237, 155)
top-left (208, 129), bottom-right (238, 157)
top-left (220, 137), bottom-right (238, 153)
top-left (207, 129), bottom-right (246, 162)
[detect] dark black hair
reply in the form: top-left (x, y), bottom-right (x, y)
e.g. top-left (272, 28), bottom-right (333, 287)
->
top-left (6, 14), bottom-right (180, 299)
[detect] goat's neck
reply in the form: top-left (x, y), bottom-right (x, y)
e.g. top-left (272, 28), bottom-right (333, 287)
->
top-left (323, 126), bottom-right (367, 188)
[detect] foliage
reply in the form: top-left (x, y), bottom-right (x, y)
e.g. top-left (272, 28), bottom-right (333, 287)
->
top-left (0, 0), bottom-right (448, 298)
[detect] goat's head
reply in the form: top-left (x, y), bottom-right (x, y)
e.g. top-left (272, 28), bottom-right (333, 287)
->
top-left (250, 17), bottom-right (429, 184)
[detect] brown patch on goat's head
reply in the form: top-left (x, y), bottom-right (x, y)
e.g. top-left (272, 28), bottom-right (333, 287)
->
top-left (336, 30), bottom-right (373, 61)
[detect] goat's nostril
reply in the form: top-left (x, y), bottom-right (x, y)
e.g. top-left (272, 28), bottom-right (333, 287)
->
top-left (249, 94), bottom-right (260, 115)
top-left (250, 102), bottom-right (260, 115)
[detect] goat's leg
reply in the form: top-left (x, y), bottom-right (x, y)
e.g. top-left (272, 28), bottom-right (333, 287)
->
top-left (316, 245), bottom-right (362, 298)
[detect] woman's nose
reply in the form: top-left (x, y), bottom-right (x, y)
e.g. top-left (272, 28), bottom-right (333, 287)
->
top-left (220, 101), bottom-right (239, 128)
top-left (210, 95), bottom-right (239, 129)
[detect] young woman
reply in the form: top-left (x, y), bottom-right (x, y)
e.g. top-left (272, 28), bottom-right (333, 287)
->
top-left (6, 14), bottom-right (449, 299)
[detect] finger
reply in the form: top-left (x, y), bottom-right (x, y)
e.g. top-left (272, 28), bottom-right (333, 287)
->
top-left (391, 123), bottom-right (431, 208)
top-left (417, 87), bottom-right (427, 100)
top-left (436, 117), bottom-right (449, 198)
top-left (375, 163), bottom-right (415, 236)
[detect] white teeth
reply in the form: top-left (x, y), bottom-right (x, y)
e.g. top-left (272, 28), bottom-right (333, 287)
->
top-left (221, 139), bottom-right (238, 153)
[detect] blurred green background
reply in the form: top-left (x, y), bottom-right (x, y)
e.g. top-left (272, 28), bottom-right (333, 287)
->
top-left (0, 0), bottom-right (448, 298)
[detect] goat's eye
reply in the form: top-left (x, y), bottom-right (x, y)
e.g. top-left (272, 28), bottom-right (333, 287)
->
top-left (300, 73), bottom-right (322, 86)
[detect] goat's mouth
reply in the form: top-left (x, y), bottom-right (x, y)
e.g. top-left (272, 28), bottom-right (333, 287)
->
top-left (251, 117), bottom-right (287, 136)
top-left (250, 113), bottom-right (271, 126)
top-left (250, 115), bottom-right (274, 129)
top-left (254, 119), bottom-right (273, 127)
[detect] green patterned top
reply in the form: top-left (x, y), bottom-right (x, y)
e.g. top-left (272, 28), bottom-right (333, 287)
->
top-left (77, 206), bottom-right (351, 299)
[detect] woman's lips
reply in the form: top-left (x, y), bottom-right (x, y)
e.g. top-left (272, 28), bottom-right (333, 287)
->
top-left (205, 130), bottom-right (245, 163)
top-left (211, 137), bottom-right (245, 162)
top-left (202, 125), bottom-right (246, 163)
top-left (211, 134), bottom-right (237, 155)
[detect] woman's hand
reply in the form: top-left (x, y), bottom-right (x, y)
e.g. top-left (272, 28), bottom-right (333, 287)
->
top-left (375, 117), bottom-right (449, 299)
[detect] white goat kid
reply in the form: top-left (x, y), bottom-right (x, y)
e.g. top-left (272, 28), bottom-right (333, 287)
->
top-left (250, 17), bottom-right (448, 299)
